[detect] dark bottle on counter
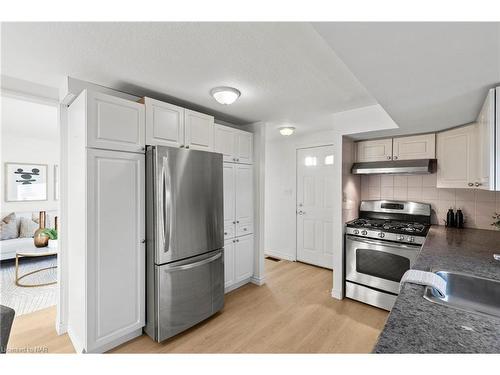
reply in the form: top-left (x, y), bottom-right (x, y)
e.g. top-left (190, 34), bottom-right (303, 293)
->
top-left (446, 208), bottom-right (455, 228)
top-left (455, 209), bottom-right (464, 228)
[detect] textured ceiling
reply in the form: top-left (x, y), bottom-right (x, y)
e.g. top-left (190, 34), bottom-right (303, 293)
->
top-left (313, 22), bottom-right (500, 139)
top-left (1, 22), bottom-right (376, 134)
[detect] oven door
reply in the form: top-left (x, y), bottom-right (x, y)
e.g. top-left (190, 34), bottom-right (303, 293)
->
top-left (345, 235), bottom-right (420, 294)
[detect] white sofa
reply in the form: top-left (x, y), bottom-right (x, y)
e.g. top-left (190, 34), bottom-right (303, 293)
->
top-left (0, 211), bottom-right (58, 261)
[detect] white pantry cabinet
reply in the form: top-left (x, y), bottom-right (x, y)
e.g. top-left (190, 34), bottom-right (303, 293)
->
top-left (87, 90), bottom-right (145, 153)
top-left (222, 162), bottom-right (254, 293)
top-left (356, 138), bottom-right (393, 162)
top-left (143, 97), bottom-right (214, 151)
top-left (393, 133), bottom-right (435, 160)
top-left (436, 125), bottom-right (477, 189)
top-left (67, 90), bottom-right (145, 353)
top-left (214, 124), bottom-right (253, 164)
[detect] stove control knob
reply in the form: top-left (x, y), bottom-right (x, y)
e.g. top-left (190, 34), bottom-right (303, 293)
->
top-left (408, 236), bottom-right (415, 243)
top-left (378, 232), bottom-right (385, 238)
top-left (353, 229), bottom-right (360, 235)
top-left (361, 230), bottom-right (368, 236)
top-left (397, 235), bottom-right (405, 241)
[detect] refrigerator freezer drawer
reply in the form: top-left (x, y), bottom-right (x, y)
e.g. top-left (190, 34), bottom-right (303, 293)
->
top-left (154, 249), bottom-right (224, 342)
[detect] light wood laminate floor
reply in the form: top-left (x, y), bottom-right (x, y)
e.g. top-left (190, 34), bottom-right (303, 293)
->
top-left (8, 259), bottom-right (388, 353)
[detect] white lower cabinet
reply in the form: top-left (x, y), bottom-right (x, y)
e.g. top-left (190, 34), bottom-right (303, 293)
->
top-left (224, 235), bottom-right (254, 293)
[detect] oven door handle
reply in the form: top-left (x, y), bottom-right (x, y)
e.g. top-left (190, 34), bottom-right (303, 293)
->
top-left (346, 235), bottom-right (421, 250)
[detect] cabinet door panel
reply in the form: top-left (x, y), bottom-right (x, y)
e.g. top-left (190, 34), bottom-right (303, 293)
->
top-left (356, 139), bottom-right (393, 162)
top-left (223, 163), bottom-right (236, 233)
top-left (393, 133), bottom-right (435, 160)
top-left (437, 125), bottom-right (476, 188)
top-left (145, 98), bottom-right (184, 147)
top-left (234, 235), bottom-right (254, 283)
top-left (476, 89), bottom-right (495, 190)
top-left (87, 149), bottom-right (145, 351)
top-left (224, 239), bottom-right (235, 289)
top-left (235, 164), bottom-right (253, 229)
top-left (214, 125), bottom-right (237, 162)
top-left (185, 109), bottom-right (214, 151)
top-left (236, 131), bottom-right (253, 164)
top-left (87, 91), bottom-right (145, 153)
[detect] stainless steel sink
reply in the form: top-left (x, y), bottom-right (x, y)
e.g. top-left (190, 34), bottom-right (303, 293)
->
top-left (423, 270), bottom-right (500, 319)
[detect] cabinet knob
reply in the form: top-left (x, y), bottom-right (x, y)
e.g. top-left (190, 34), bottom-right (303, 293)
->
top-left (185, 145), bottom-right (190, 149)
top-left (468, 182), bottom-right (474, 187)
top-left (236, 221), bottom-right (240, 223)
top-left (141, 239), bottom-right (146, 244)
top-left (243, 228), bottom-right (247, 231)
top-left (236, 239), bottom-right (239, 242)
top-left (233, 221), bottom-right (236, 224)
top-left (393, 156), bottom-right (398, 160)
top-left (224, 232), bottom-right (228, 235)
top-left (475, 182), bottom-right (482, 187)
top-left (180, 145), bottom-right (185, 148)
top-left (387, 156), bottom-right (392, 160)
top-left (233, 240), bottom-right (236, 243)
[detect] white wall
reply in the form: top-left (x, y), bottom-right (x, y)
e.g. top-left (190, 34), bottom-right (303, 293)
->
top-left (1, 95), bottom-right (59, 215)
top-left (342, 137), bottom-right (361, 223)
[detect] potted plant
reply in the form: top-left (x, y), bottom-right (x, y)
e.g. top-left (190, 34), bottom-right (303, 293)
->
top-left (492, 213), bottom-right (500, 230)
top-left (42, 228), bottom-right (58, 249)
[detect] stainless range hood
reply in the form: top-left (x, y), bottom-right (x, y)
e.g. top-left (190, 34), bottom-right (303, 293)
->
top-left (351, 159), bottom-right (436, 175)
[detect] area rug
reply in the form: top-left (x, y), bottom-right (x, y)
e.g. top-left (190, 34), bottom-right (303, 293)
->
top-left (0, 256), bottom-right (57, 316)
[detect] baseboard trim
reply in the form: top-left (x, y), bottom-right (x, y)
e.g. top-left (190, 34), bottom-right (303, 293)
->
top-left (250, 276), bottom-right (266, 286)
top-left (91, 328), bottom-right (143, 354)
top-left (67, 327), bottom-right (84, 353)
top-left (331, 288), bottom-right (343, 300)
top-left (56, 322), bottom-right (68, 336)
top-left (264, 250), bottom-right (295, 262)
top-left (225, 277), bottom-right (252, 294)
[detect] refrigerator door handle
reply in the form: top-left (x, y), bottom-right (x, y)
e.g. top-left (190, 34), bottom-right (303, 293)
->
top-left (161, 156), bottom-right (171, 253)
top-left (164, 251), bottom-right (222, 272)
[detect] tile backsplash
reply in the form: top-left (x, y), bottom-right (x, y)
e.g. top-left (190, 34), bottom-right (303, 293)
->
top-left (360, 174), bottom-right (500, 230)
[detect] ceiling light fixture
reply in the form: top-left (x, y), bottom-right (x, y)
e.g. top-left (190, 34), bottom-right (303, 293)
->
top-left (210, 86), bottom-right (241, 105)
top-left (279, 126), bottom-right (295, 136)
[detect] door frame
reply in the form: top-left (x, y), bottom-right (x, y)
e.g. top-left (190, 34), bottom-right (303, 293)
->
top-left (295, 144), bottom-right (335, 267)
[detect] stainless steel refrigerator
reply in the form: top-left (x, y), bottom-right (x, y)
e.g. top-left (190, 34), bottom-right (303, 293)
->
top-left (145, 145), bottom-right (224, 342)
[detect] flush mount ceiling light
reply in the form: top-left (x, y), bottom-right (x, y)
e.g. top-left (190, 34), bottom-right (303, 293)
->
top-left (210, 86), bottom-right (241, 105)
top-left (279, 126), bottom-right (295, 136)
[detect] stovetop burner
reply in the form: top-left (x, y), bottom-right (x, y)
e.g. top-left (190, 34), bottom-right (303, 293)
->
top-left (347, 218), bottom-right (429, 235)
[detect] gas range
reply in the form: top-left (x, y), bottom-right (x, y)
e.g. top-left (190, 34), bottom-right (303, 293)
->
top-left (345, 200), bottom-right (432, 311)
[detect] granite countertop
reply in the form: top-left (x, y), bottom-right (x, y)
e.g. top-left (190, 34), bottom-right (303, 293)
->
top-left (373, 226), bottom-right (500, 353)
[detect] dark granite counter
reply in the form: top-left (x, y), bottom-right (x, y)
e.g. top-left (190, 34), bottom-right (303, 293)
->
top-left (373, 226), bottom-right (500, 353)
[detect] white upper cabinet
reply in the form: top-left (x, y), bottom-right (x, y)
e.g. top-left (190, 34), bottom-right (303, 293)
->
top-left (87, 91), bottom-right (145, 153)
top-left (437, 125), bottom-right (477, 189)
top-left (476, 88), bottom-right (496, 190)
top-left (356, 139), bottom-right (393, 162)
top-left (214, 125), bottom-right (237, 162)
top-left (144, 97), bottom-right (184, 148)
top-left (143, 98), bottom-right (214, 151)
top-left (236, 131), bottom-right (253, 164)
top-left (184, 109), bottom-right (214, 151)
top-left (393, 133), bottom-right (436, 160)
top-left (214, 124), bottom-right (253, 164)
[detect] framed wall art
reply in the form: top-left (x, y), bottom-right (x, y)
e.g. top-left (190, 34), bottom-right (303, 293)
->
top-left (5, 162), bottom-right (48, 202)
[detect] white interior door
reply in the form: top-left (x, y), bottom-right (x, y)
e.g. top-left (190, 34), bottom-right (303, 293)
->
top-left (296, 146), bottom-right (334, 269)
